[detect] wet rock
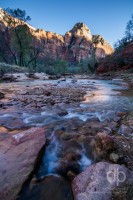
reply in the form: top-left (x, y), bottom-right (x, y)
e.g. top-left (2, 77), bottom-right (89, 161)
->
top-left (108, 121), bottom-right (117, 131)
top-left (48, 99), bottom-right (55, 105)
top-left (118, 124), bottom-right (132, 136)
top-left (0, 127), bottom-right (45, 200)
top-left (43, 90), bottom-right (51, 96)
top-left (60, 132), bottom-right (74, 140)
top-left (57, 109), bottom-right (68, 116)
top-left (87, 117), bottom-right (100, 122)
top-left (26, 73), bottom-right (39, 79)
top-left (0, 115), bottom-right (27, 130)
top-left (72, 162), bottom-right (133, 200)
top-left (67, 170), bottom-right (77, 180)
top-left (0, 126), bottom-right (8, 133)
top-left (1, 134), bottom-right (11, 143)
top-left (60, 78), bottom-right (66, 81)
top-left (0, 102), bottom-right (4, 107)
top-left (71, 79), bottom-right (77, 83)
top-left (109, 153), bottom-right (120, 163)
top-left (48, 75), bottom-right (60, 80)
top-left (116, 111), bottom-right (128, 117)
top-left (18, 175), bottom-right (74, 200)
top-left (51, 141), bottom-right (82, 177)
top-left (2, 75), bottom-right (16, 82)
top-left (64, 153), bottom-right (81, 163)
top-left (56, 160), bottom-right (81, 177)
top-left (14, 85), bottom-right (86, 108)
top-left (0, 92), bottom-right (4, 99)
top-left (94, 132), bottom-right (116, 160)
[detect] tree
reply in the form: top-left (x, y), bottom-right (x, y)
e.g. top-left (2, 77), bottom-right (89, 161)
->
top-left (25, 38), bottom-right (44, 70)
top-left (2, 8), bottom-right (44, 69)
top-left (3, 8), bottom-right (32, 66)
top-left (125, 14), bottom-right (133, 41)
top-left (114, 14), bottom-right (133, 52)
top-left (114, 37), bottom-right (129, 52)
top-left (0, 25), bottom-right (18, 64)
top-left (4, 8), bottom-right (31, 23)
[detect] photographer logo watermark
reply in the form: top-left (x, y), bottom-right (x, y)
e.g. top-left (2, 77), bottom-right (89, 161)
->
top-left (107, 168), bottom-right (126, 186)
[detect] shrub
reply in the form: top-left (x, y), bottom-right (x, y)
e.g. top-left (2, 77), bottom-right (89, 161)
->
top-left (0, 62), bottom-right (27, 76)
top-left (36, 59), bottom-right (68, 75)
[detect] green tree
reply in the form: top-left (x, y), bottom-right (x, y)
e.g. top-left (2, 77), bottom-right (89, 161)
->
top-left (125, 14), bottom-right (133, 41)
top-left (3, 8), bottom-right (31, 66)
top-left (2, 8), bottom-right (43, 69)
top-left (4, 8), bottom-right (31, 23)
top-left (114, 14), bottom-right (133, 52)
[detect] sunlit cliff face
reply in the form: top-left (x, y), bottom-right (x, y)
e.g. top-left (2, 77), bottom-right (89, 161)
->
top-left (0, 7), bottom-right (36, 30)
top-left (69, 22), bottom-right (92, 40)
top-left (0, 8), bottom-right (114, 62)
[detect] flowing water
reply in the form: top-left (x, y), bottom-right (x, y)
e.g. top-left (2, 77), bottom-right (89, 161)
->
top-left (0, 78), bottom-right (133, 200)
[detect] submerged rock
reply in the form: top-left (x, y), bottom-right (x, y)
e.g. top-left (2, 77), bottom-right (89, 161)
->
top-left (118, 124), bottom-right (132, 136)
top-left (72, 162), bottom-right (133, 200)
top-left (0, 127), bottom-right (45, 200)
top-left (94, 132), bottom-right (116, 160)
top-left (0, 92), bottom-right (4, 99)
top-left (57, 109), bottom-right (68, 116)
top-left (0, 115), bottom-right (27, 130)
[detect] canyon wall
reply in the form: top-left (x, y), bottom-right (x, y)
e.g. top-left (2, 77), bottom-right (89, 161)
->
top-left (0, 8), bottom-right (113, 64)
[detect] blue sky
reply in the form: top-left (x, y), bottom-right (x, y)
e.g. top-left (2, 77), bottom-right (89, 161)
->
top-left (0, 0), bottom-right (133, 46)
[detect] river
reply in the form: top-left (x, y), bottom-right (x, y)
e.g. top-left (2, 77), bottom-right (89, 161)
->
top-left (0, 78), bottom-right (133, 200)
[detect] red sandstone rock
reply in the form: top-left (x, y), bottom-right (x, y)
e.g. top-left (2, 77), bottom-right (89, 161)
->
top-left (0, 9), bottom-right (113, 63)
top-left (72, 162), bottom-right (133, 200)
top-left (0, 127), bottom-right (45, 200)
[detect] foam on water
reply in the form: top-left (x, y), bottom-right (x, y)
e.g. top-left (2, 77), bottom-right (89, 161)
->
top-left (65, 112), bottom-right (89, 121)
top-left (37, 132), bottom-right (60, 178)
top-left (0, 114), bottom-right (13, 118)
top-left (78, 144), bottom-right (92, 170)
top-left (22, 114), bottom-right (35, 124)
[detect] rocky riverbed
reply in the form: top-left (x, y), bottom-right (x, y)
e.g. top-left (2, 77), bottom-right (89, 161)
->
top-left (0, 74), bottom-right (133, 200)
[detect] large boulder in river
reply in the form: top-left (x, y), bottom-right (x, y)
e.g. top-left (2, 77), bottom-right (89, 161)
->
top-left (0, 127), bottom-right (45, 200)
top-left (72, 162), bottom-right (133, 200)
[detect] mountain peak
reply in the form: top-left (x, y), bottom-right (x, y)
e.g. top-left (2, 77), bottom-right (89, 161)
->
top-left (69, 22), bottom-right (92, 39)
top-left (72, 22), bottom-right (89, 30)
top-left (0, 8), bottom-right (6, 21)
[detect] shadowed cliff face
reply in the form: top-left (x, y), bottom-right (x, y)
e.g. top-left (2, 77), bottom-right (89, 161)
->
top-left (97, 42), bottom-right (133, 73)
top-left (0, 8), bottom-right (113, 63)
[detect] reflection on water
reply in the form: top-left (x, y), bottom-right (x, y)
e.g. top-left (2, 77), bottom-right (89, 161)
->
top-left (66, 79), bottom-right (133, 122)
top-left (83, 89), bottom-right (120, 102)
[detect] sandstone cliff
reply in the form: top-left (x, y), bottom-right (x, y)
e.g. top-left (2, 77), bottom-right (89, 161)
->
top-left (30, 22), bottom-right (113, 62)
top-left (0, 8), bottom-right (113, 63)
